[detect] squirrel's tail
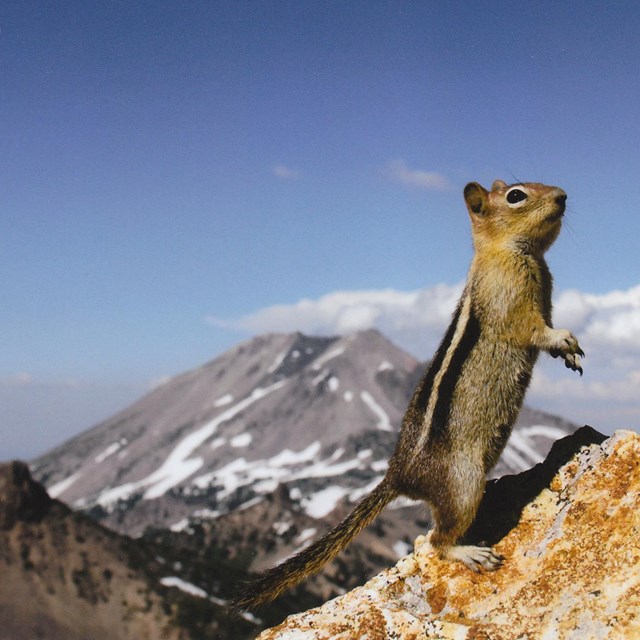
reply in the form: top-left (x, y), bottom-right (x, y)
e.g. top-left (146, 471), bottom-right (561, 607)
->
top-left (229, 478), bottom-right (397, 611)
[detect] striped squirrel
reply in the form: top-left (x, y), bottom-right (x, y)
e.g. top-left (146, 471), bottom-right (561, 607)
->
top-left (231, 179), bottom-right (583, 610)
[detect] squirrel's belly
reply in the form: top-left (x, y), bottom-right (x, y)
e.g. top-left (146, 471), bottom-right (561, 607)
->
top-left (445, 338), bottom-right (538, 463)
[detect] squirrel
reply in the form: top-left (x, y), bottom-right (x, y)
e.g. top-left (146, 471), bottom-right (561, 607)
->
top-left (230, 179), bottom-right (584, 611)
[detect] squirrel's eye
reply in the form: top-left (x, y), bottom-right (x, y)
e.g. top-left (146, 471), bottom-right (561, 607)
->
top-left (506, 188), bottom-right (527, 204)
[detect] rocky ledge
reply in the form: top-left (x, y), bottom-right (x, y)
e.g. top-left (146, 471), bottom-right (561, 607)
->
top-left (258, 427), bottom-right (640, 639)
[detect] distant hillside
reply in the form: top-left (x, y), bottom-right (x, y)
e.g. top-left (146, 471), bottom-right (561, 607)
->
top-left (0, 461), bottom-right (254, 640)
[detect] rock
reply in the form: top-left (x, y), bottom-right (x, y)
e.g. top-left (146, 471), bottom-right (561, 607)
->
top-left (0, 460), bottom-right (51, 529)
top-left (257, 427), bottom-right (640, 639)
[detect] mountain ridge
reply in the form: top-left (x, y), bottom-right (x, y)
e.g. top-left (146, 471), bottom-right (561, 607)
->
top-left (0, 460), bottom-right (249, 640)
top-left (33, 329), bottom-right (577, 540)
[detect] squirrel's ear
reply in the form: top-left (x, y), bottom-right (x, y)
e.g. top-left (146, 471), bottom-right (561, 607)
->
top-left (464, 182), bottom-right (489, 215)
top-left (491, 179), bottom-right (507, 191)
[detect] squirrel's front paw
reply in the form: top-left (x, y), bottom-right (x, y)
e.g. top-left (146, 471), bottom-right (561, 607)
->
top-left (547, 329), bottom-right (584, 376)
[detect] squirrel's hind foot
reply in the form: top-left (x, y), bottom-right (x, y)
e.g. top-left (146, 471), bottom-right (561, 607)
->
top-left (441, 544), bottom-right (504, 572)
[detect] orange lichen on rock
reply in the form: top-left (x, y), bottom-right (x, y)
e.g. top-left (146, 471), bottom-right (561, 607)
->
top-left (256, 428), bottom-right (640, 639)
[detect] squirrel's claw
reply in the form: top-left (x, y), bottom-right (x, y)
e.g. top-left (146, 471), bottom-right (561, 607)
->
top-left (564, 353), bottom-right (583, 376)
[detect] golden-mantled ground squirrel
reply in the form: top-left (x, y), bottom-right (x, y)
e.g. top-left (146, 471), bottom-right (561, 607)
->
top-left (231, 179), bottom-right (583, 610)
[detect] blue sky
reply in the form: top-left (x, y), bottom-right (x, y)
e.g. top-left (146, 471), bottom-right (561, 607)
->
top-left (2, 1), bottom-right (639, 459)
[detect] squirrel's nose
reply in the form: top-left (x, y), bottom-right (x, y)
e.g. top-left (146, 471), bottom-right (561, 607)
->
top-left (555, 193), bottom-right (567, 207)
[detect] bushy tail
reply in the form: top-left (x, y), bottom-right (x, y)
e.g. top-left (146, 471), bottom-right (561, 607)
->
top-left (229, 479), bottom-right (397, 611)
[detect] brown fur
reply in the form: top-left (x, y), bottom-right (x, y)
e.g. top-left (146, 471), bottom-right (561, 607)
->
top-left (230, 180), bottom-right (583, 611)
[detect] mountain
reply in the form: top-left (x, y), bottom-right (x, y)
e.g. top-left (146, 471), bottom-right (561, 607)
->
top-left (31, 329), bottom-right (579, 627)
top-left (33, 330), bottom-right (576, 532)
top-left (0, 461), bottom-right (254, 640)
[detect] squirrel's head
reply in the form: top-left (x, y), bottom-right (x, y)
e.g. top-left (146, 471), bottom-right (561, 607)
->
top-left (463, 179), bottom-right (567, 253)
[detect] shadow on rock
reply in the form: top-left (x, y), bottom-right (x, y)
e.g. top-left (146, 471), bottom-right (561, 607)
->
top-left (463, 425), bottom-right (607, 547)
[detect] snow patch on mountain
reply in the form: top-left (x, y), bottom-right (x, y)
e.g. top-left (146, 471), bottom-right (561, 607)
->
top-left (502, 424), bottom-right (571, 470)
top-left (230, 433), bottom-right (252, 448)
top-left (160, 575), bottom-right (259, 624)
top-left (169, 518), bottom-right (191, 533)
top-left (392, 540), bottom-right (412, 558)
top-left (520, 425), bottom-right (569, 440)
top-left (296, 449), bottom-right (362, 480)
top-left (48, 471), bottom-right (82, 498)
top-left (371, 460), bottom-right (388, 472)
top-left (303, 486), bottom-right (351, 518)
top-left (312, 370), bottom-right (328, 385)
top-left (237, 497), bottom-right (263, 512)
top-left (273, 520), bottom-right (292, 535)
top-left (360, 391), bottom-right (392, 431)
top-left (95, 439), bottom-right (127, 464)
top-left (267, 350), bottom-right (288, 373)
top-left (295, 528), bottom-right (317, 545)
top-left (499, 446), bottom-right (531, 473)
top-left (160, 576), bottom-right (208, 598)
top-left (95, 380), bottom-right (287, 507)
top-left (213, 394), bottom-right (234, 407)
top-left (191, 444), bottom-right (365, 503)
top-left (267, 442), bottom-right (321, 467)
top-left (312, 346), bottom-right (345, 370)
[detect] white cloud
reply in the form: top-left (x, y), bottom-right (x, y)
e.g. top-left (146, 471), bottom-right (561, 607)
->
top-left (209, 284), bottom-right (464, 357)
top-left (554, 285), bottom-right (640, 355)
top-left (528, 284), bottom-right (640, 430)
top-left (272, 164), bottom-right (301, 180)
top-left (212, 283), bottom-right (640, 359)
top-left (212, 282), bottom-right (640, 432)
top-left (383, 159), bottom-right (450, 190)
top-left (530, 366), bottom-right (640, 403)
